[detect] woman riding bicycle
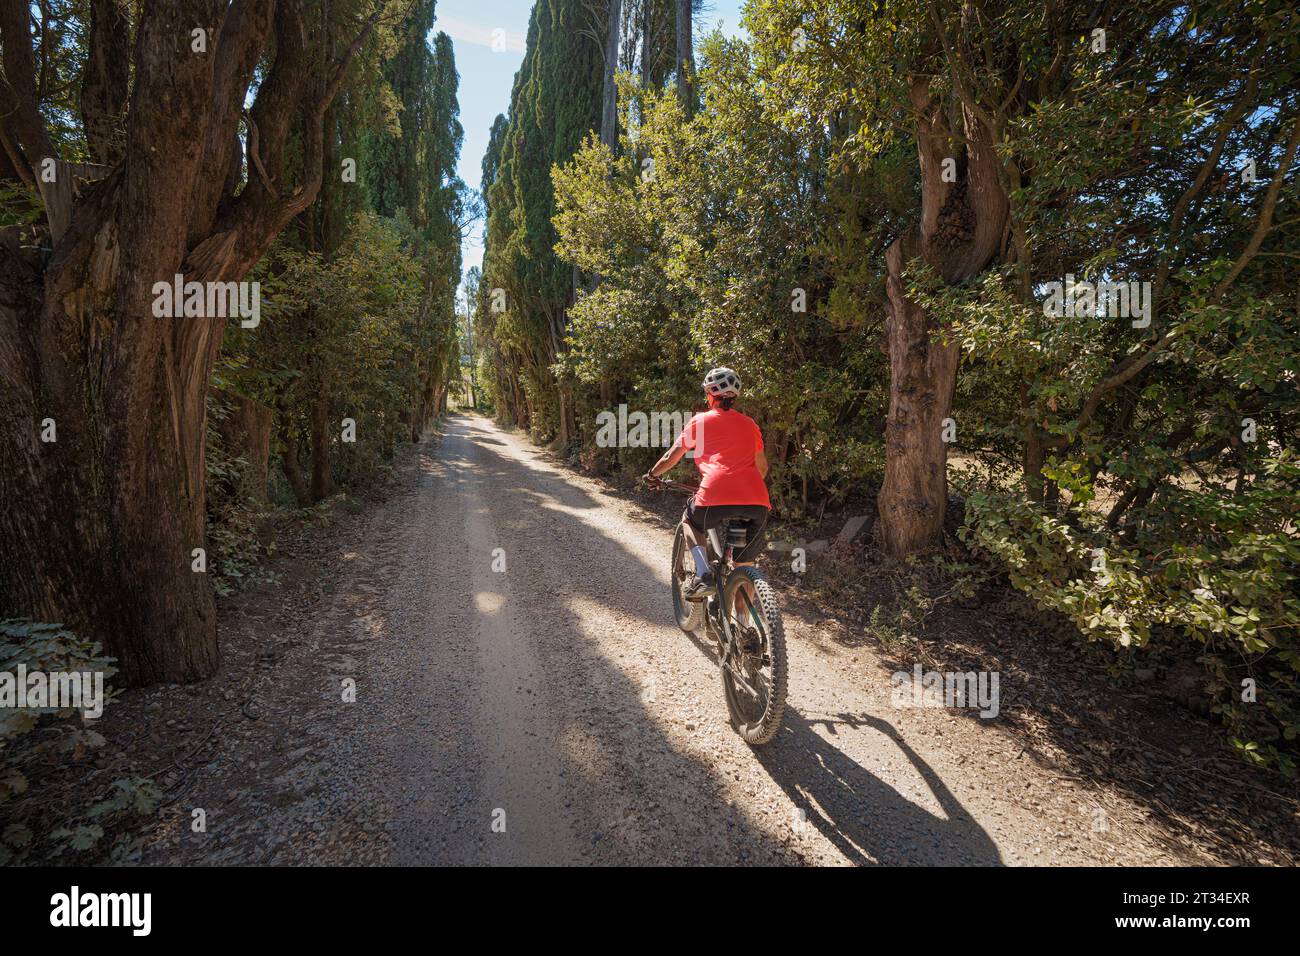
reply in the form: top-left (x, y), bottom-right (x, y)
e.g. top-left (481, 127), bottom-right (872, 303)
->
top-left (645, 367), bottom-right (770, 601)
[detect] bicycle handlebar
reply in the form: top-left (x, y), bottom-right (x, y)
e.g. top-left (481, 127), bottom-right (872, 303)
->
top-left (644, 475), bottom-right (698, 495)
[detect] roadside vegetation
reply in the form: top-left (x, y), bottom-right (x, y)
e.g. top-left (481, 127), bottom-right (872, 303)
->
top-left (476, 0), bottom-right (1299, 771)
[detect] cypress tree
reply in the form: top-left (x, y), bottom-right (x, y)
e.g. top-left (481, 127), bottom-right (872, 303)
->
top-left (480, 0), bottom-right (606, 439)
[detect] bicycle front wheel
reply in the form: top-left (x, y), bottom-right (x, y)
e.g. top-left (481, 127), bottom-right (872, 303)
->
top-left (720, 565), bottom-right (787, 745)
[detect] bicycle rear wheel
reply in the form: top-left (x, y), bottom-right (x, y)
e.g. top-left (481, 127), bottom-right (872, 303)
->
top-left (720, 566), bottom-right (787, 745)
top-left (670, 525), bottom-right (705, 633)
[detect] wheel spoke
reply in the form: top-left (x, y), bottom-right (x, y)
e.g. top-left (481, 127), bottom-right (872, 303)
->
top-left (724, 659), bottom-right (761, 699)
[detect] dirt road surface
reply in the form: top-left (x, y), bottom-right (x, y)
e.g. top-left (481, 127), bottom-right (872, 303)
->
top-left (136, 414), bottom-right (1219, 865)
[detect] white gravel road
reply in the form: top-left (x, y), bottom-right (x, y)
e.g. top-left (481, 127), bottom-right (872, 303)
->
top-left (139, 413), bottom-right (1208, 866)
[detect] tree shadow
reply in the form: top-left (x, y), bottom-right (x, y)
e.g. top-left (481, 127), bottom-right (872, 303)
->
top-left (809, 552), bottom-right (1300, 865)
top-left (445, 415), bottom-right (1002, 865)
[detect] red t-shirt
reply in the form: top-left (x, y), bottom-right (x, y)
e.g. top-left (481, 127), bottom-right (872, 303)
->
top-left (677, 409), bottom-right (770, 508)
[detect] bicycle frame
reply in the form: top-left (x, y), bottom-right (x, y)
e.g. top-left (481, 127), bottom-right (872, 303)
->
top-left (702, 521), bottom-right (768, 698)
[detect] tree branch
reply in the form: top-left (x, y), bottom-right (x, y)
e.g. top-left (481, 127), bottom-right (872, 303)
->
top-left (1153, 56), bottom-right (1260, 306)
top-left (1210, 114), bottom-right (1300, 304)
top-left (0, 0), bottom-right (56, 169)
top-left (81, 0), bottom-right (131, 165)
top-left (1045, 331), bottom-right (1180, 450)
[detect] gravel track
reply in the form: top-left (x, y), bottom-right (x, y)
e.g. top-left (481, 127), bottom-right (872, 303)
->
top-left (139, 413), bottom-right (1215, 866)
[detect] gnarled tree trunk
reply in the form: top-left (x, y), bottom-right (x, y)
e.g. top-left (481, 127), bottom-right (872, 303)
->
top-left (877, 76), bottom-right (1009, 558)
top-left (0, 0), bottom-right (383, 684)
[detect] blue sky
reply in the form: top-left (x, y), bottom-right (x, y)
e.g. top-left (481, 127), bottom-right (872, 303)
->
top-left (435, 0), bottom-right (749, 287)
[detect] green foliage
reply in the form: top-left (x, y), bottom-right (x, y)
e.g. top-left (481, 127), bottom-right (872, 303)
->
top-left (963, 453), bottom-right (1300, 774)
top-left (528, 0), bottom-right (1300, 769)
top-left (550, 43), bottom-right (889, 509)
top-left (0, 621), bottom-right (158, 863)
top-left (0, 182), bottom-right (43, 229)
top-left (204, 390), bottom-right (280, 597)
top-left (214, 1), bottom-right (465, 520)
top-left (222, 214), bottom-right (430, 492)
top-left (860, 558), bottom-right (989, 656)
top-left (0, 620), bottom-right (116, 746)
top-left (369, 12), bottom-right (467, 382)
top-left (743, 0), bottom-right (1300, 769)
top-left (477, 0), bottom-right (607, 438)
top-left (46, 775), bottom-right (163, 862)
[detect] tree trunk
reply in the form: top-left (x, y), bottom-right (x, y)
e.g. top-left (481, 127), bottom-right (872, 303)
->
top-left (557, 387), bottom-right (577, 450)
top-left (80, 0), bottom-right (129, 165)
top-left (675, 0), bottom-right (693, 115)
top-left (1023, 431), bottom-right (1048, 504)
top-left (0, 0), bottom-right (384, 684)
top-left (1, 278), bottom-right (222, 685)
top-left (309, 395), bottom-right (333, 502)
top-left (214, 386), bottom-right (273, 502)
top-left (419, 369), bottom-right (439, 430)
top-left (512, 375), bottom-right (526, 427)
top-left (640, 0), bottom-right (652, 88)
top-left (877, 76), bottom-right (1009, 558)
top-left (878, 237), bottom-right (964, 557)
top-left (601, 0), bottom-right (622, 148)
top-left (279, 421), bottom-right (313, 508)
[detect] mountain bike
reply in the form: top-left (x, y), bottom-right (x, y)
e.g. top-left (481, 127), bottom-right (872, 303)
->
top-left (645, 476), bottom-right (787, 745)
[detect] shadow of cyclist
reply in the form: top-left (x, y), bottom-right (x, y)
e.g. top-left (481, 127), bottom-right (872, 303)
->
top-left (680, 629), bottom-right (1001, 865)
top-left (443, 415), bottom-right (1002, 865)
top-left (761, 710), bottom-right (1003, 865)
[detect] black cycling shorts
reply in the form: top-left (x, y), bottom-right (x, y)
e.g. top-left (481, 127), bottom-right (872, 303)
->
top-left (683, 501), bottom-right (770, 563)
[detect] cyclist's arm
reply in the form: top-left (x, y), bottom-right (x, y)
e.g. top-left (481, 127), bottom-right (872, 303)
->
top-left (756, 448), bottom-right (768, 479)
top-left (649, 417), bottom-right (698, 478)
top-left (647, 443), bottom-right (686, 478)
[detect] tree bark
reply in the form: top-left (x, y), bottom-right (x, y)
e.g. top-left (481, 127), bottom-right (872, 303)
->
top-left (0, 0), bottom-right (384, 684)
top-left (279, 420), bottom-right (313, 508)
top-left (1023, 431), bottom-right (1048, 504)
top-left (81, 0), bottom-right (130, 165)
top-left (214, 387), bottom-right (273, 502)
top-left (309, 394), bottom-right (333, 502)
top-left (675, 0), bottom-right (693, 116)
top-left (877, 76), bottom-right (1008, 558)
top-left (601, 0), bottom-right (622, 148)
top-left (640, 0), bottom-right (652, 88)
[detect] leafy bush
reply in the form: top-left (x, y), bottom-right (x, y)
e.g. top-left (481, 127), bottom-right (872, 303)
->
top-left (550, 68), bottom-right (891, 514)
top-left (962, 452), bottom-right (1300, 774)
top-left (204, 392), bottom-right (278, 596)
top-left (488, 0), bottom-right (1300, 774)
top-left (222, 214), bottom-right (454, 505)
top-left (1, 621), bottom-right (161, 863)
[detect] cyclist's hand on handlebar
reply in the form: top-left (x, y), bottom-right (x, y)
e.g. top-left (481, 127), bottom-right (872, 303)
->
top-left (643, 472), bottom-right (661, 488)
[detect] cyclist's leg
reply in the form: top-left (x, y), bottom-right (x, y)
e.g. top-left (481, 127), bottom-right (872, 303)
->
top-left (731, 506), bottom-right (770, 567)
top-left (681, 503), bottom-right (706, 551)
top-left (681, 502), bottom-right (713, 579)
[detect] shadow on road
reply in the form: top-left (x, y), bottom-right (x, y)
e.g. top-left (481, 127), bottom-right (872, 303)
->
top-left (763, 711), bottom-right (1002, 865)
top-left (674, 623), bottom-right (1001, 865)
top-left (435, 414), bottom-right (1001, 865)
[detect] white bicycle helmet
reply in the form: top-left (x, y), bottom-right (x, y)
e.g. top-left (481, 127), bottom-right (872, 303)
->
top-left (702, 367), bottom-right (741, 398)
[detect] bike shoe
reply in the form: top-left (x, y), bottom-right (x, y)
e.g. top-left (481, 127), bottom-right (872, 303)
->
top-left (683, 572), bottom-right (716, 602)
